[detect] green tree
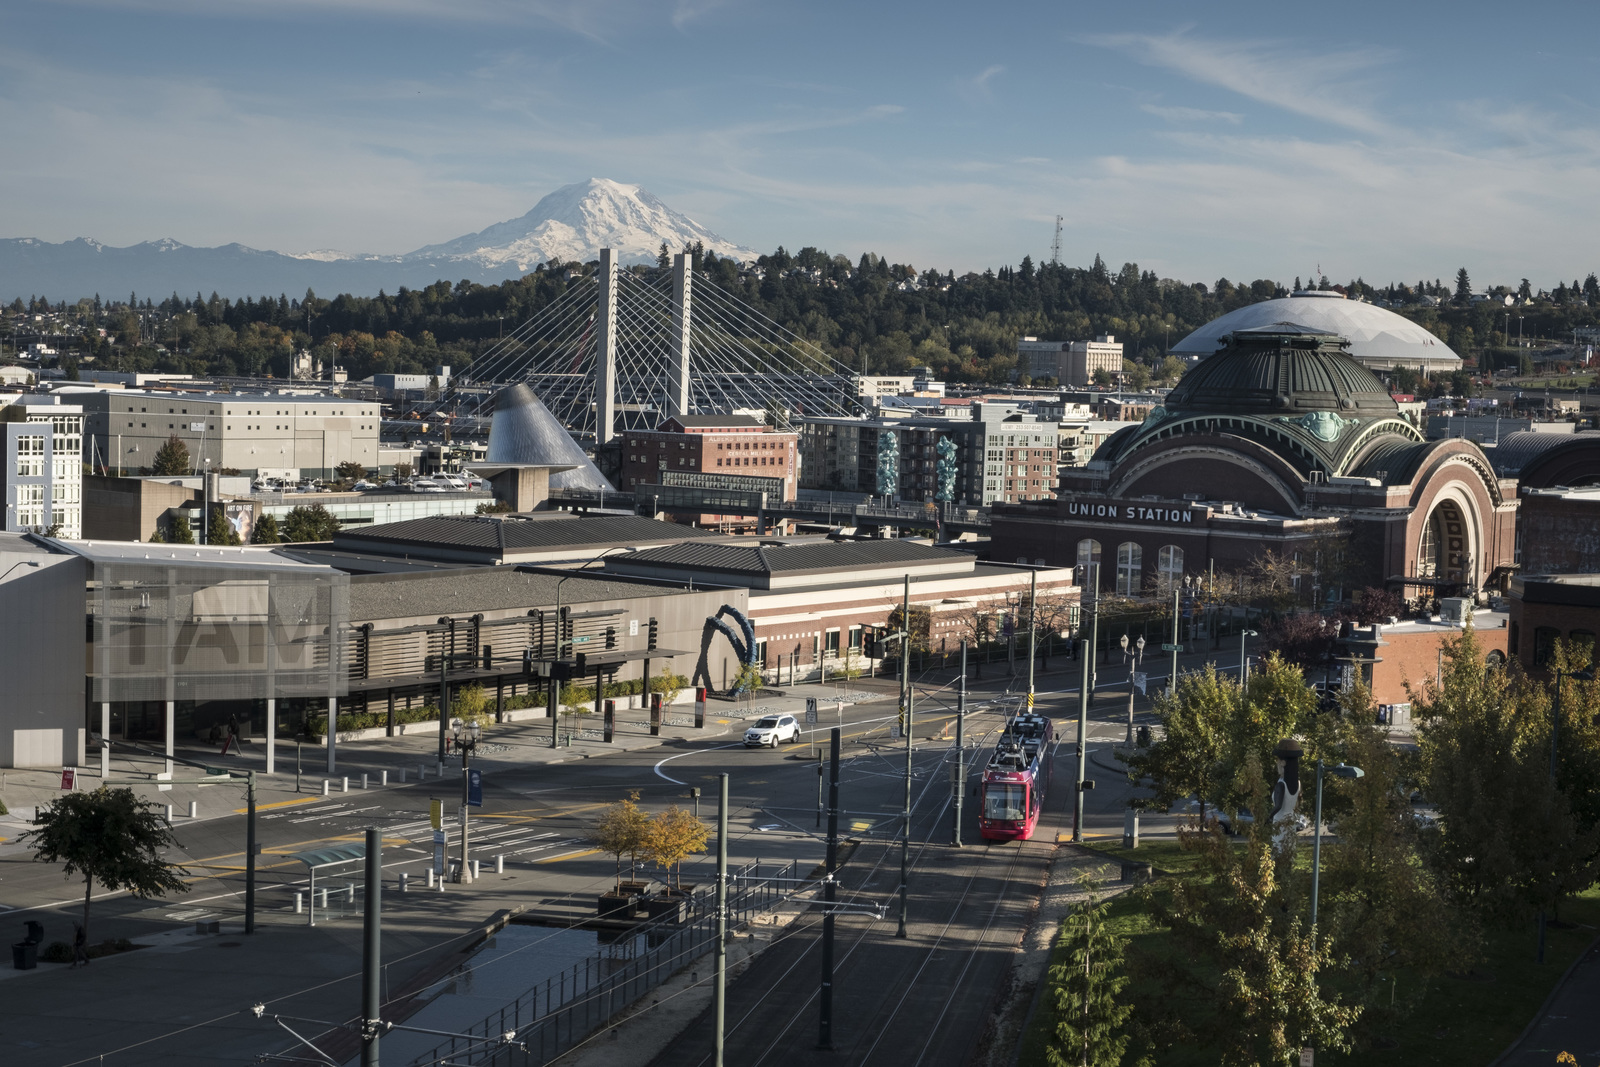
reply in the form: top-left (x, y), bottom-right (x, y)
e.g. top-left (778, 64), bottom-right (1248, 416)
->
top-left (1091, 367), bottom-right (1115, 388)
top-left (1147, 821), bottom-right (1360, 1065)
top-left (593, 790), bottom-right (650, 884)
top-left (22, 787), bottom-right (190, 944)
top-left (206, 506), bottom-right (241, 545)
top-left (335, 460), bottom-right (366, 484)
top-left (280, 503), bottom-right (340, 543)
top-left (1315, 684), bottom-right (1475, 1038)
top-left (1127, 665), bottom-right (1232, 823)
top-left (250, 513), bottom-right (281, 544)
top-left (1454, 268), bottom-right (1472, 302)
top-left (151, 433), bottom-right (190, 476)
top-left (166, 511), bottom-right (195, 544)
top-left (1047, 874), bottom-right (1139, 1067)
top-left (1414, 627), bottom-right (1600, 924)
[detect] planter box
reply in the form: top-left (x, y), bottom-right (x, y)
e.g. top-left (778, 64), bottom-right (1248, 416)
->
top-left (597, 892), bottom-right (641, 921)
top-left (643, 896), bottom-right (687, 925)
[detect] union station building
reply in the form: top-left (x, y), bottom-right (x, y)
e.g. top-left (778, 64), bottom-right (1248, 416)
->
top-left (992, 325), bottom-right (1518, 603)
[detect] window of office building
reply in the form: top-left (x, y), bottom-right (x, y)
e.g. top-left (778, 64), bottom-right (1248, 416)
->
top-left (1116, 542), bottom-right (1143, 596)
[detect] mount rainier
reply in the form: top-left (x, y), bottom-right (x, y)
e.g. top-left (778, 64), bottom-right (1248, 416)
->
top-left (0, 179), bottom-right (757, 301)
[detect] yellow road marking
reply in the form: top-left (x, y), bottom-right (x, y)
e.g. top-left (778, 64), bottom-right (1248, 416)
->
top-left (232, 796), bottom-right (322, 815)
top-left (850, 821), bottom-right (872, 832)
top-left (536, 849), bottom-right (601, 863)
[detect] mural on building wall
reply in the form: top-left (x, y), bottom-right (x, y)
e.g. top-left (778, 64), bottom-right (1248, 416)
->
top-left (876, 431), bottom-right (899, 497)
top-left (934, 436), bottom-right (958, 502)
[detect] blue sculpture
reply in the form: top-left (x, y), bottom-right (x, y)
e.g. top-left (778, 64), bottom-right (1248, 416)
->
top-left (876, 430), bottom-right (900, 498)
top-left (706, 604), bottom-right (761, 693)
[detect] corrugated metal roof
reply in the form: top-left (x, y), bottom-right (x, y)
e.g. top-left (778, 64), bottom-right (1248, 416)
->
top-left (348, 567), bottom-right (668, 622)
top-left (333, 514), bottom-right (721, 554)
top-left (615, 538), bottom-right (966, 576)
top-left (1485, 430), bottom-right (1598, 476)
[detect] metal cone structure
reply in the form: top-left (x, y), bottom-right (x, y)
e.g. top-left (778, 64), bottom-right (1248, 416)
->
top-left (485, 384), bottom-right (614, 491)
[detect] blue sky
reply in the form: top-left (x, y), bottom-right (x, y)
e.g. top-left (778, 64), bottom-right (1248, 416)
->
top-left (4, 0), bottom-right (1599, 288)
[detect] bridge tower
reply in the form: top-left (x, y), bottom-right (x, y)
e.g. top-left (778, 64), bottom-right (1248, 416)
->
top-left (669, 252), bottom-right (693, 420)
top-left (594, 247), bottom-right (619, 443)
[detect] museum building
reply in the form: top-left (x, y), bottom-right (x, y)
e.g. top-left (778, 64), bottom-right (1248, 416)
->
top-left (992, 325), bottom-right (1518, 602)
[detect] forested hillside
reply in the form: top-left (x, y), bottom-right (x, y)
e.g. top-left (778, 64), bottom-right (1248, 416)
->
top-left (12, 249), bottom-right (1599, 391)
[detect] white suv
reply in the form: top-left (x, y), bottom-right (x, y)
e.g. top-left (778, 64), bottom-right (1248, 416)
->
top-left (744, 715), bottom-right (802, 747)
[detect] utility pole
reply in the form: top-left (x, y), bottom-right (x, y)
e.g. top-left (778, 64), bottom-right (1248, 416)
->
top-left (244, 771), bottom-right (257, 935)
top-left (818, 729), bottom-right (840, 1049)
top-left (1074, 572), bottom-right (1095, 842)
top-left (715, 773), bottom-right (730, 1067)
top-left (898, 573), bottom-right (912, 939)
top-left (953, 641), bottom-right (966, 847)
top-left (1026, 568), bottom-right (1037, 710)
top-left (1168, 583), bottom-right (1181, 697)
top-left (361, 825), bottom-right (382, 1067)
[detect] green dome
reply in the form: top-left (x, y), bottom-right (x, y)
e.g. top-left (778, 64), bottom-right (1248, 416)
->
top-left (1165, 324), bottom-right (1400, 417)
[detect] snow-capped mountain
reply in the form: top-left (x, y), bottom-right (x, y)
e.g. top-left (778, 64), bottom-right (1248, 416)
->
top-left (406, 178), bottom-right (755, 271)
top-left (0, 179), bottom-right (755, 300)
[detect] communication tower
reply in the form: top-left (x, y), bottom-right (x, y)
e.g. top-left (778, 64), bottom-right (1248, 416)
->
top-left (1050, 215), bottom-right (1063, 266)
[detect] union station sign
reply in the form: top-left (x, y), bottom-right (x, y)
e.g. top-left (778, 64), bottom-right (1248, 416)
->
top-left (1061, 498), bottom-right (1206, 525)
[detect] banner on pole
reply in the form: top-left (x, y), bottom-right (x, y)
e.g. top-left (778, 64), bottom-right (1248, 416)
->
top-left (1133, 672), bottom-right (1148, 695)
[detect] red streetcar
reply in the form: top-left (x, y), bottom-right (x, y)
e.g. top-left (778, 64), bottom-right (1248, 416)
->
top-left (978, 713), bottom-right (1054, 841)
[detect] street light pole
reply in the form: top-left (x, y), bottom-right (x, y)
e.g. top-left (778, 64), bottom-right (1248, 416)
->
top-left (1311, 759), bottom-right (1364, 932)
top-left (897, 574), bottom-right (912, 939)
top-left (1168, 582), bottom-right (1180, 697)
top-left (1074, 567), bottom-right (1096, 842)
top-left (1239, 628), bottom-right (1258, 686)
top-left (1026, 568), bottom-right (1037, 709)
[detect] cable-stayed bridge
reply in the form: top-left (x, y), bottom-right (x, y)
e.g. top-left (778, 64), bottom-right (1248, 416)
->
top-left (446, 250), bottom-right (867, 442)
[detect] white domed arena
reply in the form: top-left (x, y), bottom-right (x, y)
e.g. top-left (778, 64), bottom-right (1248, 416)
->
top-left (1171, 290), bottom-right (1461, 374)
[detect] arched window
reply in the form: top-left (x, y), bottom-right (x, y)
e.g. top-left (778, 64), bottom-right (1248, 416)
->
top-left (1569, 630), bottom-right (1596, 669)
top-left (1157, 545), bottom-right (1184, 594)
top-left (1116, 542), bottom-right (1143, 596)
top-left (1076, 539), bottom-right (1102, 594)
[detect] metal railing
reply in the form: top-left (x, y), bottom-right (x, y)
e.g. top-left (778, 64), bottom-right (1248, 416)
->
top-left (407, 859), bottom-right (803, 1067)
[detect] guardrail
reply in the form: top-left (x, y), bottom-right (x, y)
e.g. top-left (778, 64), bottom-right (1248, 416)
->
top-left (408, 859), bottom-right (803, 1067)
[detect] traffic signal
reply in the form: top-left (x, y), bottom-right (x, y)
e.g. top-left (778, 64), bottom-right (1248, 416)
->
top-left (647, 617), bottom-right (659, 651)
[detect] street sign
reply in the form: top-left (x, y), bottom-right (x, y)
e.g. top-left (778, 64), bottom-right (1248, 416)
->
top-left (890, 722), bottom-right (902, 740)
top-left (805, 697), bottom-right (818, 725)
top-left (433, 830), bottom-right (446, 876)
top-left (60, 767), bottom-right (75, 790)
top-left (429, 798), bottom-right (443, 831)
top-left (467, 768), bottom-right (483, 808)
top-left (1300, 1048), bottom-right (1314, 1067)
top-left (1161, 643), bottom-right (1183, 652)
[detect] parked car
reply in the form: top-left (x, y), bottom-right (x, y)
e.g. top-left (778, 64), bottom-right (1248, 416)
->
top-left (743, 715), bottom-right (802, 747)
top-left (351, 480), bottom-right (378, 490)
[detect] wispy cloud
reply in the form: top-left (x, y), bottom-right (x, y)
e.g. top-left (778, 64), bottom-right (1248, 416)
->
top-left (1141, 104), bottom-right (1243, 124)
top-left (1087, 30), bottom-right (1394, 137)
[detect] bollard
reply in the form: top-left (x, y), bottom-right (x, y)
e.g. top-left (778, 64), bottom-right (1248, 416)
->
top-left (381, 770), bottom-right (389, 786)
top-left (418, 764), bottom-right (425, 780)
top-left (295, 891), bottom-right (304, 914)
top-left (426, 868), bottom-right (435, 888)
top-left (472, 859), bottom-right (480, 880)
top-left (1123, 808), bottom-right (1141, 850)
top-left (322, 780), bottom-right (330, 796)
top-left (496, 854), bottom-right (504, 874)
top-left (346, 883), bottom-right (355, 903)
top-left (342, 776), bottom-right (349, 793)
top-left (362, 773), bottom-right (369, 790)
top-left (398, 872), bottom-right (409, 894)
top-left (436, 761), bottom-right (444, 778)
top-left (188, 801), bottom-right (197, 819)
top-left (164, 804), bottom-right (173, 821)
top-left (318, 887), bottom-right (329, 909)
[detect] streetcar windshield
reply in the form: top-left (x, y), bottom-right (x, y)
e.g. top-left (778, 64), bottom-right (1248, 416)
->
top-left (984, 784), bottom-right (1026, 821)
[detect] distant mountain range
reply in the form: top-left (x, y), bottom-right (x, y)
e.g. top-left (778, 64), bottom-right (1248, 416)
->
top-left (0, 179), bottom-right (758, 302)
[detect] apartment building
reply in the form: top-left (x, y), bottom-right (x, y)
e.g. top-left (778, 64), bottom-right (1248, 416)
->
top-left (2, 396), bottom-right (84, 538)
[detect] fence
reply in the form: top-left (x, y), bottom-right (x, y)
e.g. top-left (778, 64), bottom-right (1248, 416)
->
top-left (406, 859), bottom-right (803, 1067)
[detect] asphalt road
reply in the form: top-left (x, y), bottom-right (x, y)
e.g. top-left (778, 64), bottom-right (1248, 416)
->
top-left (0, 666), bottom-right (1162, 1065)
